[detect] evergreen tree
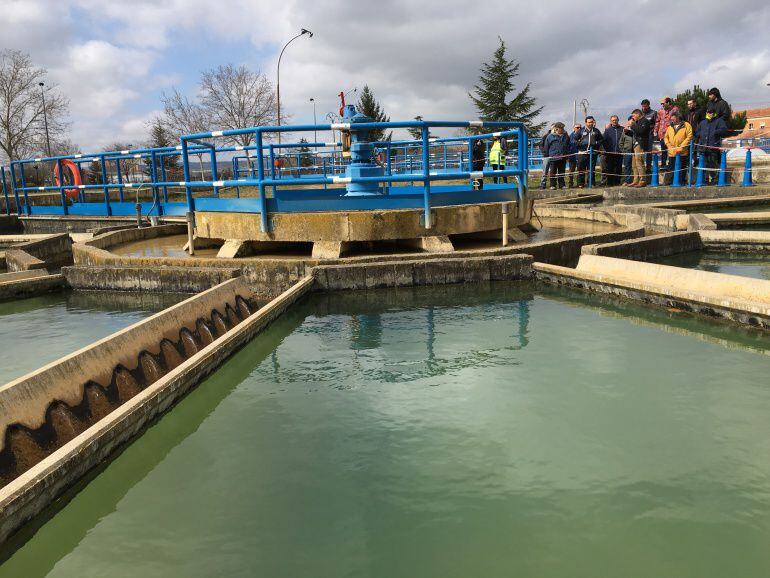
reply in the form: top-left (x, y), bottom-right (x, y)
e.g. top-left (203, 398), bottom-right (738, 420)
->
top-left (146, 117), bottom-right (179, 170)
top-left (356, 85), bottom-right (391, 142)
top-left (469, 37), bottom-right (544, 133)
top-left (298, 137), bottom-right (313, 171)
top-left (407, 115), bottom-right (432, 141)
top-left (673, 84), bottom-right (747, 131)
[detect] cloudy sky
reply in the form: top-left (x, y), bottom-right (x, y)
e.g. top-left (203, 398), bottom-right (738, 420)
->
top-left (2, 0), bottom-right (770, 150)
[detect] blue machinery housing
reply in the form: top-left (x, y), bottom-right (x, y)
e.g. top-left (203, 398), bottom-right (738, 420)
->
top-left (2, 118), bottom-right (530, 233)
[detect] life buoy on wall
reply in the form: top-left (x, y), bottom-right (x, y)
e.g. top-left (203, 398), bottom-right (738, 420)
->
top-left (53, 159), bottom-right (82, 199)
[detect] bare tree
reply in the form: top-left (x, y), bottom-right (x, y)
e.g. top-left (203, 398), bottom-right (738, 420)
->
top-left (0, 50), bottom-right (69, 162)
top-left (159, 89), bottom-right (211, 180)
top-left (199, 64), bottom-right (276, 148)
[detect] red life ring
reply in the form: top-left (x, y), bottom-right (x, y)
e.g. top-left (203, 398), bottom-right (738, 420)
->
top-left (53, 159), bottom-right (82, 199)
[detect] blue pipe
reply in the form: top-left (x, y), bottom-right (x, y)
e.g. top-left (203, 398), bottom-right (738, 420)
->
top-left (17, 164), bottom-right (31, 215)
top-left (651, 154), bottom-right (659, 187)
top-left (588, 146), bottom-right (594, 189)
top-left (99, 155), bottom-right (111, 215)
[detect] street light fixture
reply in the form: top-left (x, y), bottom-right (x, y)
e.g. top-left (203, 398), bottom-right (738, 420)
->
top-left (39, 82), bottom-right (52, 158)
top-left (276, 28), bottom-right (313, 145)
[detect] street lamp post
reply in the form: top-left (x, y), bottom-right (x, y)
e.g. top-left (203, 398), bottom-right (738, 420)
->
top-left (310, 97), bottom-right (317, 149)
top-left (276, 28), bottom-right (313, 145)
top-left (39, 82), bottom-right (52, 158)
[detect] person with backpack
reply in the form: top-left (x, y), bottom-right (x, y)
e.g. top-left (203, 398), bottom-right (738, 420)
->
top-left (542, 122), bottom-right (571, 190)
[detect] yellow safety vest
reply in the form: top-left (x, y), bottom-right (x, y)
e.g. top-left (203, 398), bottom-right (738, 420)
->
top-left (489, 141), bottom-right (505, 165)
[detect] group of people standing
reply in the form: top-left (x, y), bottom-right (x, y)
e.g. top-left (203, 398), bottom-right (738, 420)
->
top-left (540, 87), bottom-right (732, 189)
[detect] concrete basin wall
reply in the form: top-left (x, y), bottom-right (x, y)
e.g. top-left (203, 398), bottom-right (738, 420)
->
top-left (0, 276), bottom-right (313, 545)
top-left (4, 233), bottom-right (73, 272)
top-left (0, 278), bottom-right (254, 445)
top-left (582, 231), bottom-right (703, 261)
top-left (534, 256), bottom-right (770, 329)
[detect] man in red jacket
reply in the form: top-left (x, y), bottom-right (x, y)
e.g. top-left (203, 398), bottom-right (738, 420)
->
top-left (656, 97), bottom-right (679, 171)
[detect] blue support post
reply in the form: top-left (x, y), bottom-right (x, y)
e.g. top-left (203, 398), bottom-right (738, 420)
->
top-left (209, 147), bottom-right (219, 197)
top-left (443, 144), bottom-right (447, 170)
top-left (150, 151), bottom-right (161, 215)
top-left (181, 139), bottom-right (195, 214)
top-left (256, 130), bottom-right (269, 232)
top-left (671, 154), bottom-right (682, 188)
top-left (651, 153), bottom-right (659, 187)
top-left (386, 142), bottom-right (392, 194)
top-left (742, 148), bottom-right (754, 187)
top-left (687, 141), bottom-right (694, 186)
top-left (717, 150), bottom-right (727, 187)
top-left (56, 159), bottom-right (68, 215)
top-left (421, 125), bottom-right (431, 229)
top-left (1, 167), bottom-right (9, 215)
top-left (467, 139), bottom-right (473, 187)
top-left (99, 155), bottom-right (111, 215)
top-left (160, 158), bottom-right (169, 202)
top-left (8, 164), bottom-right (22, 215)
top-left (17, 164), bottom-right (31, 215)
top-left (269, 144), bottom-right (278, 194)
top-left (588, 146), bottom-right (594, 189)
top-left (695, 153), bottom-right (705, 187)
top-left (520, 126), bottom-right (528, 191)
top-left (115, 159), bottom-right (125, 202)
top-left (322, 158), bottom-right (327, 191)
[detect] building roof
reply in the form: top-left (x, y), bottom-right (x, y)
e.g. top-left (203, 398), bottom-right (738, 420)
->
top-left (734, 107), bottom-right (770, 119)
top-left (724, 106), bottom-right (770, 141)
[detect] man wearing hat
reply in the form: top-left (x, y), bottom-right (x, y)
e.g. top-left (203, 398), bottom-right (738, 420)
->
top-left (656, 97), bottom-right (679, 172)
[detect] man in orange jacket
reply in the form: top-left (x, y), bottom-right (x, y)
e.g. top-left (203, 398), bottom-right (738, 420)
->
top-left (662, 111), bottom-right (692, 185)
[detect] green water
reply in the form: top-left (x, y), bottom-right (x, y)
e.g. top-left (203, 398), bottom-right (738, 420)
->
top-left (653, 251), bottom-right (770, 280)
top-left (2, 283), bottom-right (770, 578)
top-left (0, 291), bottom-right (186, 384)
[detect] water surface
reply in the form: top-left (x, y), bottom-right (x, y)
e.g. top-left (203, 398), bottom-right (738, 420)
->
top-left (2, 283), bottom-right (770, 577)
top-left (653, 251), bottom-right (770, 280)
top-left (0, 291), bottom-right (186, 384)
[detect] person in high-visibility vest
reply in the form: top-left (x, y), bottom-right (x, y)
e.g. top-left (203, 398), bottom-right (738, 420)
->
top-left (488, 136), bottom-right (507, 183)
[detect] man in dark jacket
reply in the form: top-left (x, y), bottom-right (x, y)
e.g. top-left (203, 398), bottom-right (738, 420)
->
top-left (575, 116), bottom-right (603, 187)
top-left (624, 109), bottom-right (651, 187)
top-left (601, 115), bottom-right (624, 186)
top-left (707, 88), bottom-right (731, 124)
top-left (640, 99), bottom-right (657, 176)
top-left (695, 107), bottom-right (729, 185)
top-left (471, 138), bottom-right (486, 189)
top-left (567, 123), bottom-right (581, 187)
top-left (542, 122), bottom-right (571, 189)
top-left (686, 99), bottom-right (705, 179)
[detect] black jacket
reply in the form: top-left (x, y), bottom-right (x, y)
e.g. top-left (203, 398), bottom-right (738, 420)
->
top-left (602, 125), bottom-right (624, 153)
top-left (695, 117), bottom-right (729, 149)
top-left (686, 107), bottom-right (705, 130)
top-left (542, 132), bottom-right (572, 158)
top-left (471, 140), bottom-right (485, 170)
top-left (625, 117), bottom-right (651, 150)
top-left (708, 98), bottom-right (731, 123)
top-left (574, 127), bottom-right (603, 151)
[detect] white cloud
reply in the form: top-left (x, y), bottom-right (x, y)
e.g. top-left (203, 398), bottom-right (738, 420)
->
top-left (2, 0), bottom-right (770, 153)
